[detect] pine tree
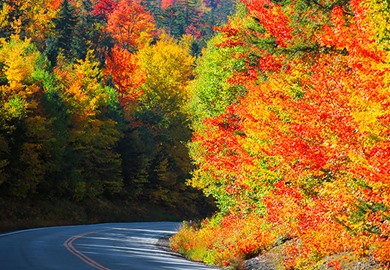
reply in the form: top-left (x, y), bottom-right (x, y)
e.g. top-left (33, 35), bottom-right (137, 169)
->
top-left (52, 0), bottom-right (77, 59)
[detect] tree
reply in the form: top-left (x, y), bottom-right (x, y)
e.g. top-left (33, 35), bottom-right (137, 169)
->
top-left (71, 0), bottom-right (103, 60)
top-left (106, 0), bottom-right (155, 51)
top-left (0, 35), bottom-right (51, 199)
top-left (104, 45), bottom-right (145, 107)
top-left (52, 0), bottom-right (77, 58)
top-left (121, 32), bottom-right (199, 208)
top-left (137, 32), bottom-right (194, 113)
top-left (54, 51), bottom-right (123, 200)
top-left (93, 0), bottom-right (117, 20)
top-left (0, 0), bottom-right (57, 48)
top-left (158, 0), bottom-right (205, 39)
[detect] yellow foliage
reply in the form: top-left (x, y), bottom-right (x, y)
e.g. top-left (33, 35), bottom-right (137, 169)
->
top-left (137, 32), bottom-right (195, 113)
top-left (171, 214), bottom-right (278, 267)
top-left (55, 50), bottom-right (108, 117)
top-left (368, 0), bottom-right (390, 51)
top-left (0, 36), bottom-right (39, 101)
top-left (0, 3), bottom-right (10, 29)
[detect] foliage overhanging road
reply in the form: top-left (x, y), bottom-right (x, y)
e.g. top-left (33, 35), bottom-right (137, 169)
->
top-left (0, 222), bottom-right (220, 270)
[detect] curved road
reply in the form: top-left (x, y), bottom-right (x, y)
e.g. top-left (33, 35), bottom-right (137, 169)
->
top-left (0, 222), bottom-right (220, 270)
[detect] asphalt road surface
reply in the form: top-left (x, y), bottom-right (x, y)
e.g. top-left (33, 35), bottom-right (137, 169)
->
top-left (0, 221), bottom-right (221, 270)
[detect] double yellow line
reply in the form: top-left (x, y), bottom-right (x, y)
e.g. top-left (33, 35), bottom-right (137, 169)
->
top-left (64, 230), bottom-right (110, 270)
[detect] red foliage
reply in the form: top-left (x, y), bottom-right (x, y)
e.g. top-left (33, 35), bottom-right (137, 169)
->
top-left (186, 24), bottom-right (202, 39)
top-left (104, 45), bottom-right (145, 105)
top-left (106, 0), bottom-right (155, 50)
top-left (245, 0), bottom-right (293, 47)
top-left (49, 0), bottom-right (63, 10)
top-left (161, 0), bottom-right (175, 9)
top-left (187, 0), bottom-right (390, 267)
top-left (93, 0), bottom-right (117, 20)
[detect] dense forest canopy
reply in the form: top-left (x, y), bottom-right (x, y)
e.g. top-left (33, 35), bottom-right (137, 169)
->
top-left (0, 0), bottom-right (234, 229)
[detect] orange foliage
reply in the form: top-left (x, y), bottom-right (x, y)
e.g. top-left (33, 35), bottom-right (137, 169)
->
top-left (161, 0), bottom-right (175, 9)
top-left (49, 0), bottom-right (63, 10)
top-left (177, 0), bottom-right (390, 267)
top-left (104, 45), bottom-right (145, 105)
top-left (93, 0), bottom-right (117, 19)
top-left (105, 0), bottom-right (155, 50)
top-left (170, 213), bottom-right (278, 266)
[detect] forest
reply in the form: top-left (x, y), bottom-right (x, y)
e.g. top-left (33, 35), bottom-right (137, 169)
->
top-left (1, 0), bottom-right (390, 269)
top-left (0, 0), bottom-right (234, 230)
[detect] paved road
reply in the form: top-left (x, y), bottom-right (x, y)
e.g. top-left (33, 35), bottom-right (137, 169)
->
top-left (0, 222), bottom-right (220, 270)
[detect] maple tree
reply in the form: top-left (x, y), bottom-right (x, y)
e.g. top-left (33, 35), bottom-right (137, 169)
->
top-left (105, 45), bottom-right (145, 107)
top-left (93, 0), bottom-right (117, 20)
top-left (105, 0), bottom-right (155, 51)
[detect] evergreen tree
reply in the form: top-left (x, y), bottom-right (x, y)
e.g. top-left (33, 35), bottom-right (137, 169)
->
top-left (72, 0), bottom-right (99, 60)
top-left (52, 0), bottom-right (77, 59)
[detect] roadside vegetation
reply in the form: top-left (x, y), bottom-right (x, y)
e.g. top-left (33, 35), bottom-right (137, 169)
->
top-left (171, 0), bottom-right (390, 268)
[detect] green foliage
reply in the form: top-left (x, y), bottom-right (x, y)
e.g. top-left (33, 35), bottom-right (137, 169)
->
top-left (146, 0), bottom-right (235, 55)
top-left (188, 33), bottom-right (246, 124)
top-left (52, 0), bottom-right (77, 58)
top-left (71, 0), bottom-right (102, 60)
top-left (1, 96), bottom-right (27, 121)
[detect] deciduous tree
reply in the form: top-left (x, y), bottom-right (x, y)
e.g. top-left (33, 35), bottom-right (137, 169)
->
top-left (55, 51), bottom-right (123, 200)
top-left (106, 0), bottom-right (155, 51)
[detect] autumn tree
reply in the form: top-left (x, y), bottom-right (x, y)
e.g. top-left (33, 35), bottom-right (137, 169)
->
top-left (0, 35), bottom-right (51, 198)
top-left (106, 0), bottom-right (155, 51)
top-left (0, 0), bottom-right (58, 49)
top-left (118, 32), bottom-right (208, 211)
top-left (103, 0), bottom-right (155, 110)
top-left (93, 0), bottom-right (117, 20)
top-left (54, 51), bottom-right (123, 200)
top-left (104, 45), bottom-right (145, 108)
top-left (137, 32), bottom-right (194, 113)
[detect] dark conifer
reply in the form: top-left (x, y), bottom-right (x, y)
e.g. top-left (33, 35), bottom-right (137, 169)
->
top-left (53, 0), bottom-right (77, 58)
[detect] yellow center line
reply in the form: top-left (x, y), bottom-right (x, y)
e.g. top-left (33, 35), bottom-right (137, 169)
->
top-left (64, 229), bottom-right (111, 270)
